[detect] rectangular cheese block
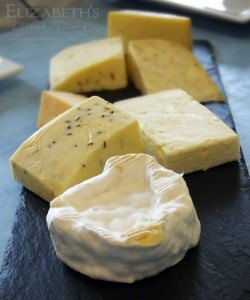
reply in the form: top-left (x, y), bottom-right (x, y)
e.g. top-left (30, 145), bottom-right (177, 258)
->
top-left (108, 10), bottom-right (192, 51)
top-left (127, 39), bottom-right (224, 102)
top-left (115, 89), bottom-right (239, 174)
top-left (50, 37), bottom-right (127, 93)
top-left (38, 91), bottom-right (87, 128)
top-left (10, 96), bottom-right (144, 202)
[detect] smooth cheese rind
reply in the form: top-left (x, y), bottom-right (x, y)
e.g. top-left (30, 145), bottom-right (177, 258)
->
top-left (115, 89), bottom-right (239, 174)
top-left (108, 10), bottom-right (192, 51)
top-left (10, 96), bottom-right (144, 202)
top-left (37, 91), bottom-right (87, 128)
top-left (50, 37), bottom-right (127, 93)
top-left (127, 39), bottom-right (224, 102)
top-left (47, 153), bottom-right (201, 283)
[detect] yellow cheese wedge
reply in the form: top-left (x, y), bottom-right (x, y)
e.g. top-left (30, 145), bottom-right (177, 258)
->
top-left (108, 10), bottom-right (192, 51)
top-left (115, 89), bottom-right (239, 174)
top-left (127, 39), bottom-right (224, 102)
top-left (50, 37), bottom-right (127, 93)
top-left (10, 96), bottom-right (144, 202)
top-left (38, 91), bottom-right (87, 128)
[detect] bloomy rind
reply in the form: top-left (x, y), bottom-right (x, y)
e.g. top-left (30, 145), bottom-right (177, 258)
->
top-left (47, 153), bottom-right (201, 283)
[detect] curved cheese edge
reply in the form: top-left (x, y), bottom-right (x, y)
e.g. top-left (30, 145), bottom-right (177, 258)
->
top-left (47, 153), bottom-right (201, 283)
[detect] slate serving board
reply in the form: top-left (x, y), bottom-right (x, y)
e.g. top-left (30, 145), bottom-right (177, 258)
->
top-left (1, 41), bottom-right (250, 300)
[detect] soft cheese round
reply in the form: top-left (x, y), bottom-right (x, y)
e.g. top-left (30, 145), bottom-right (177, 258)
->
top-left (47, 153), bottom-right (201, 283)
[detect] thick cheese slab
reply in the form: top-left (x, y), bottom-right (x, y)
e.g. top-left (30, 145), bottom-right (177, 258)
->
top-left (38, 91), bottom-right (87, 128)
top-left (108, 10), bottom-right (192, 51)
top-left (47, 154), bottom-right (200, 283)
top-left (115, 90), bottom-right (239, 174)
top-left (10, 96), bottom-right (144, 202)
top-left (50, 37), bottom-right (127, 93)
top-left (127, 39), bottom-right (224, 102)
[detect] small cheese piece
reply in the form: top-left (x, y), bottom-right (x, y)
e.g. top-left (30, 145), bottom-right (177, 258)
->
top-left (38, 91), bottom-right (87, 128)
top-left (115, 90), bottom-right (240, 174)
top-left (108, 10), bottom-right (192, 51)
top-left (10, 96), bottom-right (144, 202)
top-left (47, 153), bottom-right (201, 283)
top-left (127, 39), bottom-right (224, 102)
top-left (50, 37), bottom-right (127, 93)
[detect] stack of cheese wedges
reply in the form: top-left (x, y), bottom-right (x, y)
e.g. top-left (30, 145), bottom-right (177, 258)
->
top-left (11, 9), bottom-right (239, 201)
top-left (49, 11), bottom-right (224, 102)
top-left (9, 9), bottom-right (241, 284)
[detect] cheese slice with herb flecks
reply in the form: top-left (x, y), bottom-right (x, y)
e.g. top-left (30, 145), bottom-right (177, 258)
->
top-left (127, 39), bottom-right (224, 102)
top-left (50, 37), bottom-right (127, 93)
top-left (10, 96), bottom-right (144, 202)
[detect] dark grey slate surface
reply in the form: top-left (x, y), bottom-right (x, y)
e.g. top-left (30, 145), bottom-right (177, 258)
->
top-left (0, 41), bottom-right (250, 300)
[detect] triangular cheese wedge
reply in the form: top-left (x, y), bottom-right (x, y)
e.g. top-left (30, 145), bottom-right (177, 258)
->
top-left (50, 37), bottom-right (127, 93)
top-left (127, 39), bottom-right (224, 102)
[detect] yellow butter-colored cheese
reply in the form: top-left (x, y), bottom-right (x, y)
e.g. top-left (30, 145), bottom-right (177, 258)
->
top-left (10, 96), bottom-right (144, 202)
top-left (108, 10), bottom-right (192, 51)
top-left (50, 37), bottom-right (127, 93)
top-left (127, 39), bottom-right (224, 102)
top-left (115, 89), bottom-right (239, 174)
top-left (38, 91), bottom-right (87, 128)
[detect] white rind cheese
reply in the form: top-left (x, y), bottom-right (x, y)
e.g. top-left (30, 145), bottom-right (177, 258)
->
top-left (47, 153), bottom-right (201, 283)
